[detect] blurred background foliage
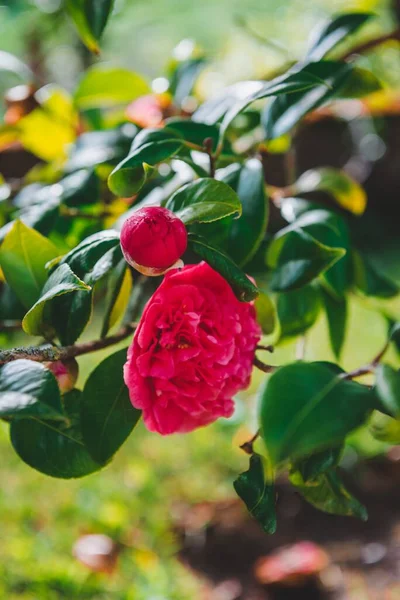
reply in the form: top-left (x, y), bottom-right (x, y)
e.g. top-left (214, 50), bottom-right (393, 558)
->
top-left (1, 0), bottom-right (400, 598)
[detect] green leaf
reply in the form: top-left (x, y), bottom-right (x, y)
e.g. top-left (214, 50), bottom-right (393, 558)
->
top-left (165, 179), bottom-right (242, 225)
top-left (0, 220), bottom-right (59, 308)
top-left (22, 264), bottom-right (91, 337)
top-left (51, 231), bottom-right (120, 344)
top-left (165, 118), bottom-right (220, 152)
top-left (262, 61), bottom-right (351, 139)
top-left (259, 361), bottom-right (377, 466)
top-left (290, 469), bottom-right (367, 520)
top-left (66, 0), bottom-right (115, 54)
top-left (10, 389), bottom-right (102, 478)
top-left (0, 50), bottom-right (33, 81)
top-left (74, 65), bottom-right (150, 109)
top-left (375, 364), bottom-right (400, 418)
top-left (294, 446), bottom-right (342, 483)
top-left (0, 360), bottom-right (63, 420)
top-left (188, 234), bottom-right (259, 302)
top-left (101, 259), bottom-right (131, 338)
top-left (322, 289), bottom-right (347, 359)
top-left (233, 454), bottom-right (276, 534)
top-left (255, 292), bottom-right (278, 336)
top-left (278, 284), bottom-right (321, 339)
top-left (267, 228), bottom-right (345, 292)
top-left (353, 251), bottom-right (398, 298)
top-left (108, 139), bottom-right (183, 197)
top-left (337, 67), bottom-right (383, 99)
top-left (369, 412), bottom-right (400, 444)
top-left (293, 168), bottom-right (367, 216)
top-left (218, 159), bottom-right (268, 267)
top-left (81, 349), bottom-right (141, 464)
top-left (220, 61), bottom-right (350, 144)
top-left (279, 208), bottom-right (351, 298)
top-left (306, 12), bottom-right (374, 61)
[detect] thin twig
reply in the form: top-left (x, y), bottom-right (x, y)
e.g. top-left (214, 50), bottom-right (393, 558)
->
top-left (340, 28), bottom-right (400, 61)
top-left (240, 430), bottom-right (260, 455)
top-left (256, 344), bottom-right (274, 353)
top-left (341, 339), bottom-right (390, 380)
top-left (203, 137), bottom-right (216, 178)
top-left (0, 323), bottom-right (137, 365)
top-left (253, 356), bottom-right (277, 374)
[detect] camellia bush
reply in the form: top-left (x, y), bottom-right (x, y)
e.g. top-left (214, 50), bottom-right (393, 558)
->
top-left (1, 2), bottom-right (400, 535)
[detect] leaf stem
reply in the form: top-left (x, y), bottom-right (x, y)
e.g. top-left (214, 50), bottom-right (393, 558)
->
top-left (0, 322), bottom-right (137, 365)
top-left (341, 339), bottom-right (390, 380)
top-left (240, 429), bottom-right (260, 455)
top-left (253, 356), bottom-right (277, 374)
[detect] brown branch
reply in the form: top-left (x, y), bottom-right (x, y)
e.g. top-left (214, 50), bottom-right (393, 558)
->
top-left (0, 323), bottom-right (137, 365)
top-left (253, 355), bottom-right (277, 374)
top-left (340, 28), bottom-right (400, 61)
top-left (203, 137), bottom-right (216, 177)
top-left (256, 344), bottom-right (274, 353)
top-left (341, 339), bottom-right (390, 380)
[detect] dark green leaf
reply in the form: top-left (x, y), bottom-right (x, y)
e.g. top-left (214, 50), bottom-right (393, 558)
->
top-left (165, 179), bottom-right (242, 225)
top-left (218, 159), bottom-right (268, 267)
top-left (233, 454), bottom-right (276, 534)
top-left (290, 469), bottom-right (367, 520)
top-left (10, 389), bottom-right (102, 478)
top-left (108, 138), bottom-right (183, 197)
top-left (0, 359), bottom-right (63, 420)
top-left (294, 446), bottom-right (342, 483)
top-left (101, 258), bottom-right (129, 338)
top-left (22, 263), bottom-right (91, 337)
top-left (262, 61), bottom-right (351, 139)
top-left (306, 12), bottom-right (373, 61)
top-left (353, 252), bottom-right (398, 298)
top-left (165, 118), bottom-right (220, 152)
top-left (322, 288), bottom-right (347, 359)
top-left (65, 128), bottom-right (137, 172)
top-left (0, 220), bottom-right (59, 309)
top-left (375, 364), bottom-right (400, 418)
top-left (337, 67), bottom-right (383, 99)
top-left (66, 0), bottom-right (115, 53)
top-left (81, 349), bottom-right (141, 464)
top-left (259, 361), bottom-right (377, 465)
top-left (188, 234), bottom-right (259, 302)
top-left (267, 228), bottom-right (345, 291)
top-left (278, 284), bottom-right (321, 339)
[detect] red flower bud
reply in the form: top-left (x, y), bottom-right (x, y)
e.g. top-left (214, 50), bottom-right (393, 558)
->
top-left (120, 207), bottom-right (187, 275)
top-left (45, 358), bottom-right (79, 394)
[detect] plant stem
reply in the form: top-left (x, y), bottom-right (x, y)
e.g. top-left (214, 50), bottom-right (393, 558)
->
top-left (253, 356), bottom-right (277, 374)
top-left (240, 430), bottom-right (260, 455)
top-left (203, 137), bottom-right (216, 177)
top-left (340, 28), bottom-right (400, 61)
top-left (341, 339), bottom-right (390, 380)
top-left (0, 323), bottom-right (137, 365)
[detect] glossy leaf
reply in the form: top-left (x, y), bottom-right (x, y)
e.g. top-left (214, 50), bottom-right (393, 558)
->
top-left (65, 128), bottom-right (136, 172)
top-left (259, 361), bottom-right (377, 465)
top-left (278, 284), bottom-right (321, 339)
top-left (233, 454), bottom-right (276, 534)
top-left (0, 220), bottom-right (59, 308)
top-left (338, 67), bottom-right (383, 99)
top-left (262, 61), bottom-right (351, 139)
top-left (219, 159), bottom-right (268, 267)
top-left (165, 179), bottom-right (242, 225)
top-left (255, 292), bottom-right (279, 336)
top-left (267, 228), bottom-right (345, 292)
top-left (10, 390), bottom-right (102, 478)
top-left (0, 360), bottom-right (63, 420)
top-left (290, 469), bottom-right (367, 520)
top-left (306, 12), bottom-right (373, 61)
top-left (74, 65), bottom-right (150, 109)
top-left (353, 251), bottom-right (398, 298)
top-left (66, 0), bottom-right (115, 54)
top-left (165, 118), bottom-right (220, 152)
top-left (188, 234), bottom-right (259, 302)
top-left (81, 349), bottom-right (141, 464)
top-left (101, 259), bottom-right (131, 337)
top-left (22, 264), bottom-right (91, 337)
top-left (169, 57), bottom-right (206, 105)
top-left (293, 168), bottom-right (367, 216)
top-left (294, 446), bottom-right (342, 483)
top-left (375, 364), bottom-right (400, 418)
top-left (108, 138), bottom-right (183, 197)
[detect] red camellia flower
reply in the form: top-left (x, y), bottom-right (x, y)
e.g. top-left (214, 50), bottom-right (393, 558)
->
top-left (120, 207), bottom-right (187, 275)
top-left (124, 262), bottom-right (261, 435)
